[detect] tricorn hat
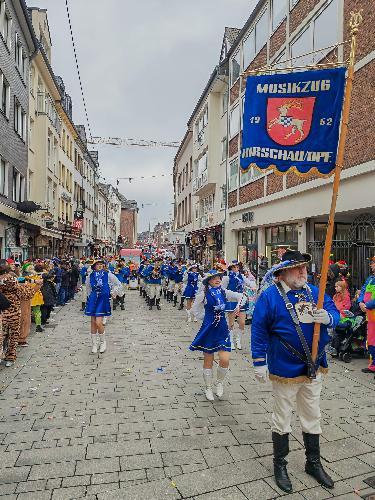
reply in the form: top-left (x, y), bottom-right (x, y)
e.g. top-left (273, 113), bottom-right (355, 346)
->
top-left (202, 269), bottom-right (224, 285)
top-left (273, 250), bottom-right (311, 276)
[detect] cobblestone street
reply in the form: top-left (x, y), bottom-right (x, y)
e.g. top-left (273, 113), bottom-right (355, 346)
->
top-left (1, 291), bottom-right (375, 499)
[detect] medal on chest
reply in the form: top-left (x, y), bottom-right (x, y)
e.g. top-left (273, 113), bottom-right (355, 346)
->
top-left (293, 291), bottom-right (314, 324)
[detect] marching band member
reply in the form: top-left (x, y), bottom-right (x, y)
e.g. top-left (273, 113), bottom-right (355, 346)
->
top-left (166, 261), bottom-right (176, 303)
top-left (147, 258), bottom-right (162, 310)
top-left (174, 261), bottom-right (186, 309)
top-left (251, 250), bottom-right (339, 493)
top-left (161, 260), bottom-right (170, 299)
top-left (85, 259), bottom-right (122, 354)
top-left (182, 263), bottom-right (200, 322)
top-left (190, 269), bottom-right (246, 401)
top-left (138, 260), bottom-right (146, 298)
top-left (222, 260), bottom-right (251, 350)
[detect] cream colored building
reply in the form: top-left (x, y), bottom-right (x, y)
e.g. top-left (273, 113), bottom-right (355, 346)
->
top-left (173, 129), bottom-right (193, 258)
top-left (188, 68), bottom-right (228, 266)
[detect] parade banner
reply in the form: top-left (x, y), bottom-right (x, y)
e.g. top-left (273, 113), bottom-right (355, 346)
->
top-left (240, 67), bottom-right (346, 176)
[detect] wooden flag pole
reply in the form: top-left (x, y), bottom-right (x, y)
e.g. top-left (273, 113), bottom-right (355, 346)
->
top-left (311, 10), bottom-right (363, 362)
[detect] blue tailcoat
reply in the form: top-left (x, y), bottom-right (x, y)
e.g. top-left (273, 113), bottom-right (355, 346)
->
top-left (251, 283), bottom-right (340, 381)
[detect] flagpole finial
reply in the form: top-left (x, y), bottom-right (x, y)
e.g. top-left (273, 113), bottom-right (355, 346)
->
top-left (349, 10), bottom-right (363, 35)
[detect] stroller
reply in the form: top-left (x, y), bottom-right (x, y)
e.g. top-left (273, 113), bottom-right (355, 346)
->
top-left (330, 311), bottom-right (367, 363)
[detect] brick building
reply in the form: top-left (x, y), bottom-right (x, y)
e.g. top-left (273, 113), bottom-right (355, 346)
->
top-left (0, 0), bottom-right (37, 258)
top-left (118, 193), bottom-right (138, 248)
top-left (221, 0), bottom-right (374, 287)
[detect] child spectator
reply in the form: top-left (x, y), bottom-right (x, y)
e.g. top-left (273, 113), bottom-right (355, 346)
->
top-left (333, 280), bottom-right (351, 317)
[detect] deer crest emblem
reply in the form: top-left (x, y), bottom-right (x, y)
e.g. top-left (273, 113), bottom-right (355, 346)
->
top-left (267, 97), bottom-right (316, 146)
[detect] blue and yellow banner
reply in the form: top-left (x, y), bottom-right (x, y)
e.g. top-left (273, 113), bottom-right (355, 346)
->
top-left (240, 67), bottom-right (346, 176)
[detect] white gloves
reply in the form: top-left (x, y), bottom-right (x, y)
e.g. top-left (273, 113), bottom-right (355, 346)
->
top-left (254, 365), bottom-right (269, 383)
top-left (312, 308), bottom-right (331, 325)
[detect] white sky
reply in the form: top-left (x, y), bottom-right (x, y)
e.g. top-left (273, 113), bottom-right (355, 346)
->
top-left (29, 0), bottom-right (257, 231)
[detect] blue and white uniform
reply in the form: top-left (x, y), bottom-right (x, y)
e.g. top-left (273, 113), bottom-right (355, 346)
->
top-left (222, 271), bottom-right (250, 312)
top-left (183, 271), bottom-right (200, 299)
top-left (190, 287), bottom-right (245, 353)
top-left (85, 270), bottom-right (121, 317)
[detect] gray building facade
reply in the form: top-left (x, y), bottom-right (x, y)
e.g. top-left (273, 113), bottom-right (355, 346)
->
top-left (0, 0), bottom-right (36, 258)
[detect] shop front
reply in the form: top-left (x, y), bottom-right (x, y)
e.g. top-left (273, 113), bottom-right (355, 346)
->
top-left (265, 223), bottom-right (298, 265)
top-left (189, 224), bottom-right (223, 267)
top-left (237, 228), bottom-right (258, 275)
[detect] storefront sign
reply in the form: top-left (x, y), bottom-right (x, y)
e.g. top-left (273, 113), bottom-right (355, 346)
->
top-left (241, 68), bottom-right (346, 176)
top-left (242, 211), bottom-right (254, 224)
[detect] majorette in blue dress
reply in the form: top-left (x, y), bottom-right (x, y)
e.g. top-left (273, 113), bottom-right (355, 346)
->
top-left (183, 271), bottom-right (200, 299)
top-left (190, 287), bottom-right (244, 353)
top-left (222, 272), bottom-right (250, 312)
top-left (85, 270), bottom-right (120, 317)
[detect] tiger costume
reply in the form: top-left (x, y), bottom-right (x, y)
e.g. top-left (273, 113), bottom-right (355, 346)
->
top-left (0, 278), bottom-right (41, 362)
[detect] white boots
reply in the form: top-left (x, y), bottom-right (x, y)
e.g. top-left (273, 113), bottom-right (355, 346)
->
top-left (91, 334), bottom-right (98, 354)
top-left (230, 328), bottom-right (244, 350)
top-left (203, 367), bottom-right (229, 400)
top-left (99, 333), bottom-right (106, 353)
top-left (186, 309), bottom-right (197, 322)
top-left (202, 369), bottom-right (215, 401)
top-left (235, 328), bottom-right (243, 350)
top-left (216, 366), bottom-right (229, 397)
top-left (229, 330), bottom-right (235, 350)
top-left (91, 333), bottom-right (106, 354)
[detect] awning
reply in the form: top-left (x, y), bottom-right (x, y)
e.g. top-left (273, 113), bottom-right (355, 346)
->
top-left (39, 228), bottom-right (63, 240)
top-left (0, 201), bottom-right (43, 227)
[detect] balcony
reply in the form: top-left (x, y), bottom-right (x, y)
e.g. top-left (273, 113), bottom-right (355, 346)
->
top-left (192, 170), bottom-right (215, 196)
top-left (37, 92), bottom-right (62, 134)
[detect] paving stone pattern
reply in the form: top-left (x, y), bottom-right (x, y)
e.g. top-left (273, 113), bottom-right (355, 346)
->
top-left (1, 292), bottom-right (375, 499)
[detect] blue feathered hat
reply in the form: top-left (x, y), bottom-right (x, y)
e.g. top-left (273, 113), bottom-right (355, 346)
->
top-left (202, 268), bottom-right (224, 285)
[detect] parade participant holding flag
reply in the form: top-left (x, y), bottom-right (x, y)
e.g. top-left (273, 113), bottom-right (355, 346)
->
top-left (190, 269), bottom-right (246, 401)
top-left (251, 250), bottom-right (339, 493)
top-left (85, 259), bottom-right (122, 354)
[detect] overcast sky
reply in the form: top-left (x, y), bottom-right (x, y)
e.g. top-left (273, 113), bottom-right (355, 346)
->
top-left (29, 0), bottom-right (256, 231)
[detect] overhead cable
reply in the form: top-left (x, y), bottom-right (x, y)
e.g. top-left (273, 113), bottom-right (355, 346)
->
top-left (65, 0), bottom-right (93, 140)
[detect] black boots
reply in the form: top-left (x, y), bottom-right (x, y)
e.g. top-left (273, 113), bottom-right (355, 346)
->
top-left (80, 302), bottom-right (86, 311)
top-left (113, 298), bottom-right (117, 311)
top-left (119, 295), bottom-right (125, 310)
top-left (156, 298), bottom-right (161, 310)
top-left (178, 298), bottom-right (185, 310)
top-left (272, 432), bottom-right (334, 493)
top-left (149, 298), bottom-right (154, 310)
top-left (173, 295), bottom-right (178, 307)
top-left (139, 287), bottom-right (143, 296)
top-left (272, 432), bottom-right (292, 493)
top-left (303, 433), bottom-right (334, 489)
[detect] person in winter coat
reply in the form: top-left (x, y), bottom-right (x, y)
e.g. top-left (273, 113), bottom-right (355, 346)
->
top-left (41, 269), bottom-right (57, 325)
top-left (0, 290), bottom-right (11, 359)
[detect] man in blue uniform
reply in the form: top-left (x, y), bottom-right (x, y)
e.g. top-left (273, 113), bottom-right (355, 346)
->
top-left (251, 250), bottom-right (339, 493)
top-left (148, 258), bottom-right (162, 310)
